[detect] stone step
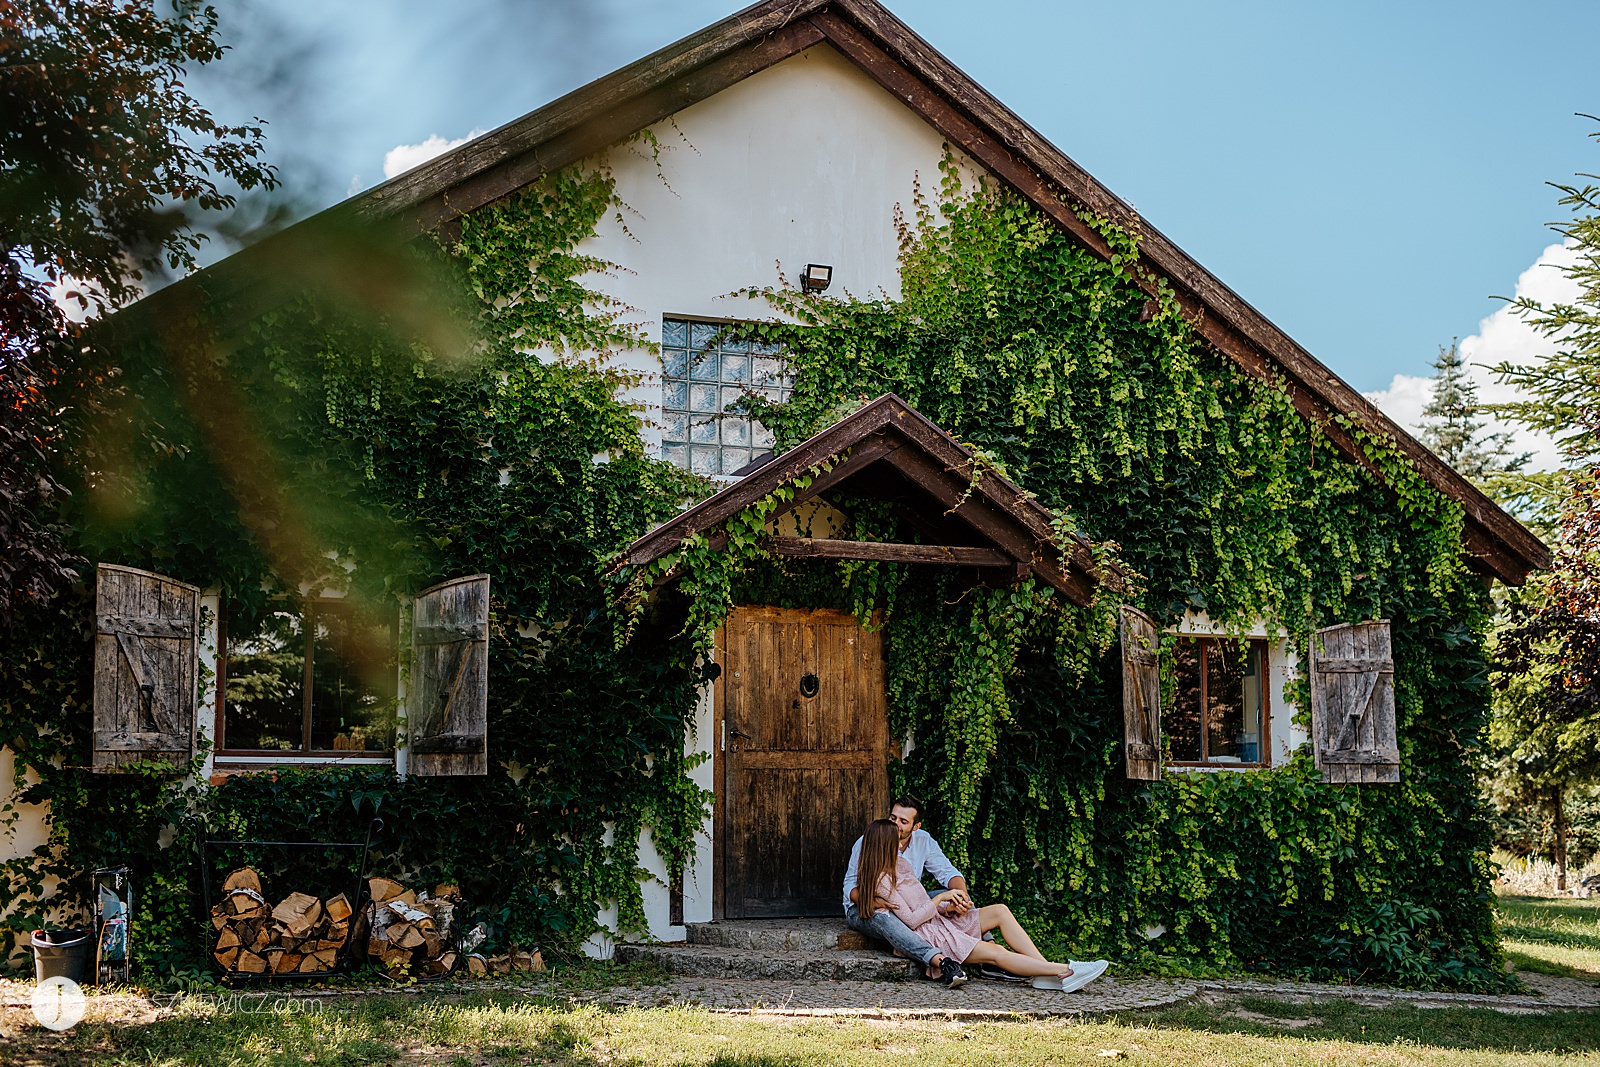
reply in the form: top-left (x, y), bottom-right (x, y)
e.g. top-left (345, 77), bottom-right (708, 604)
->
top-left (685, 918), bottom-right (851, 952)
top-left (615, 942), bottom-right (917, 981)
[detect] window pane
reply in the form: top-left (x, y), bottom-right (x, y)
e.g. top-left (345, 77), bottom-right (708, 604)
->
top-left (690, 445), bottom-right (720, 475)
top-left (224, 608), bottom-right (305, 751)
top-left (662, 319), bottom-right (688, 348)
top-left (724, 355), bottom-right (750, 384)
top-left (689, 415), bottom-right (719, 444)
top-left (724, 417), bottom-right (751, 446)
top-left (690, 321), bottom-right (720, 351)
top-left (689, 350), bottom-right (720, 381)
top-left (690, 384), bottom-right (719, 413)
top-left (308, 603), bottom-right (397, 752)
top-left (1165, 639), bottom-right (1202, 762)
top-left (662, 348), bottom-right (687, 379)
top-left (662, 379), bottom-right (687, 410)
top-left (1205, 641), bottom-right (1263, 763)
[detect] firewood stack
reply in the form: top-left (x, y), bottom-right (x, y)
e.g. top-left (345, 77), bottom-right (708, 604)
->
top-left (366, 877), bottom-right (463, 978)
top-left (210, 868), bottom-right (356, 976)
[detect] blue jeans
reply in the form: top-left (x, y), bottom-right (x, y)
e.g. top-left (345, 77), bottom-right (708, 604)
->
top-left (844, 902), bottom-right (940, 967)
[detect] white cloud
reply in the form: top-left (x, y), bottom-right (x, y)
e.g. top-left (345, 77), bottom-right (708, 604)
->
top-left (382, 130), bottom-right (486, 180)
top-left (1364, 240), bottom-right (1581, 473)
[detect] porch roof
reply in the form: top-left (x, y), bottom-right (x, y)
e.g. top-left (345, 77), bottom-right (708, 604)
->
top-left (620, 394), bottom-right (1114, 607)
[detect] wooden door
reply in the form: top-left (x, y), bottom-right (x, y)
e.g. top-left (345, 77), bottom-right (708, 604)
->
top-left (720, 606), bottom-right (889, 918)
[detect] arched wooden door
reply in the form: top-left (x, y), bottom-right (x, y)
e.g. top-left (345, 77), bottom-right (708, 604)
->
top-left (717, 606), bottom-right (889, 918)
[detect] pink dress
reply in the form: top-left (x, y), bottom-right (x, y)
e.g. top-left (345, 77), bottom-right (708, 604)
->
top-left (875, 857), bottom-right (983, 977)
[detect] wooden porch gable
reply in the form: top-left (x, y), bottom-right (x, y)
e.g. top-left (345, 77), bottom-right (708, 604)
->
top-left (620, 394), bottom-right (1114, 606)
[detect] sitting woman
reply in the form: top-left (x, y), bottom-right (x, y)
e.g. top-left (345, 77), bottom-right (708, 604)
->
top-left (855, 818), bottom-right (1108, 992)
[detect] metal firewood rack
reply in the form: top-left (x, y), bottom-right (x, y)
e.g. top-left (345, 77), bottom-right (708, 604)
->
top-left (196, 817), bottom-right (383, 982)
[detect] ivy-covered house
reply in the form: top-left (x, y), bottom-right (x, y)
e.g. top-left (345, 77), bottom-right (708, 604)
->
top-left (1, 0), bottom-right (1548, 987)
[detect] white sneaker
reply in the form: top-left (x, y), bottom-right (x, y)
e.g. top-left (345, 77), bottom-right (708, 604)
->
top-left (1057, 959), bottom-right (1109, 993)
top-left (1030, 973), bottom-right (1064, 990)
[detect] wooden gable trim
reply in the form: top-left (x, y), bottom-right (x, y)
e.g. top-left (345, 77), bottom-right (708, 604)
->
top-left (113, 0), bottom-right (1546, 583)
top-left (810, 1), bottom-right (1547, 584)
top-left (619, 394), bottom-right (1109, 606)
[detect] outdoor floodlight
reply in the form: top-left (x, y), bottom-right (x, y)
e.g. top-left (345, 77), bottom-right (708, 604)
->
top-left (800, 263), bottom-right (833, 293)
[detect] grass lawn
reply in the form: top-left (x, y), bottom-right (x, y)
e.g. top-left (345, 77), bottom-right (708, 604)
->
top-left (1499, 894), bottom-right (1600, 980)
top-left (5, 988), bottom-right (1600, 1067)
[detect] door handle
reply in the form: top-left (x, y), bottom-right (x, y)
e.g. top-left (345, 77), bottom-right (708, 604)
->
top-left (729, 727), bottom-right (753, 741)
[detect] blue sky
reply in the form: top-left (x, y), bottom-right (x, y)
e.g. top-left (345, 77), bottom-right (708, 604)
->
top-left (196, 0), bottom-right (1595, 459)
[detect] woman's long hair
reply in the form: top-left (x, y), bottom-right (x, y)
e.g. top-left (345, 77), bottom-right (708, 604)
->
top-left (856, 818), bottom-right (901, 919)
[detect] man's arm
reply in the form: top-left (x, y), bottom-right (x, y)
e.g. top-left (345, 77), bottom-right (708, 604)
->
top-left (841, 837), bottom-right (864, 910)
top-left (921, 835), bottom-right (972, 912)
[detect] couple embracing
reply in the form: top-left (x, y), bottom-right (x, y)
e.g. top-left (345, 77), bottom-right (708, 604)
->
top-left (842, 796), bottom-right (1109, 993)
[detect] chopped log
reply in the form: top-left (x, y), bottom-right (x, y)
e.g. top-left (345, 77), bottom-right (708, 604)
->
top-left (302, 949), bottom-right (337, 971)
top-left (423, 934), bottom-right (443, 959)
top-left (214, 946), bottom-right (241, 970)
top-left (368, 876), bottom-right (406, 903)
top-left (396, 924), bottom-right (427, 950)
top-left (529, 950), bottom-right (545, 973)
top-left (210, 905), bottom-right (229, 931)
top-left (324, 922), bottom-right (349, 947)
top-left (489, 954), bottom-right (510, 974)
top-left (222, 868), bottom-right (262, 894)
top-left (235, 951), bottom-right (268, 974)
top-left (511, 950), bottom-right (544, 972)
top-left (433, 884), bottom-right (462, 902)
top-left (438, 951), bottom-right (457, 973)
top-left (271, 892), bottom-right (321, 933)
top-left (215, 927), bottom-right (242, 952)
top-left (273, 952), bottom-right (302, 974)
top-left (227, 891), bottom-right (260, 915)
top-left (251, 926), bottom-right (272, 952)
top-left (379, 947), bottom-right (410, 970)
top-left (396, 888), bottom-right (417, 906)
top-left (466, 954), bottom-right (487, 975)
top-left (324, 893), bottom-right (353, 923)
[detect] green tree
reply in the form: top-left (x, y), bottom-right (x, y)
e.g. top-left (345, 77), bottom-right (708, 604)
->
top-left (1485, 127), bottom-right (1600, 887)
top-left (1488, 125), bottom-right (1600, 462)
top-left (0, 0), bottom-right (277, 622)
top-left (1417, 339), bottom-right (1542, 526)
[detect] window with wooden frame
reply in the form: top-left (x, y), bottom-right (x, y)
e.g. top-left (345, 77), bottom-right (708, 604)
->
top-left (1164, 636), bottom-right (1270, 767)
top-left (216, 597), bottom-right (398, 758)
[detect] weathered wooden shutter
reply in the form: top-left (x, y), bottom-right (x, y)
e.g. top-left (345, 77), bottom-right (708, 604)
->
top-left (1120, 606), bottom-right (1162, 780)
top-left (409, 575), bottom-right (489, 776)
top-left (92, 564), bottom-right (200, 771)
top-left (1310, 620), bottom-right (1400, 783)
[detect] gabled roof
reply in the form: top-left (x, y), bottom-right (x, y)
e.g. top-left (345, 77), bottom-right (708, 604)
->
top-left (621, 394), bottom-right (1110, 606)
top-left (127, 0), bottom-right (1548, 583)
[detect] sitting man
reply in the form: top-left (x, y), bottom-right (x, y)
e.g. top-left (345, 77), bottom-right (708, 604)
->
top-left (843, 794), bottom-right (986, 987)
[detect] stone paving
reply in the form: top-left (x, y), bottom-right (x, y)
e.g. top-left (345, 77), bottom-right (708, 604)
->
top-left (520, 968), bottom-right (1600, 1019)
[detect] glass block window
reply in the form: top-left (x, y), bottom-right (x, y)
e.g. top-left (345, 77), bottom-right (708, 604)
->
top-left (661, 318), bottom-right (790, 476)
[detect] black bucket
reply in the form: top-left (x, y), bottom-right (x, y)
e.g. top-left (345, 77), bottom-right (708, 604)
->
top-left (32, 929), bottom-right (93, 985)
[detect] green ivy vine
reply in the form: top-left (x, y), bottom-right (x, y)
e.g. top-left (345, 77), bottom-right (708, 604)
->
top-left (0, 145), bottom-right (1509, 993)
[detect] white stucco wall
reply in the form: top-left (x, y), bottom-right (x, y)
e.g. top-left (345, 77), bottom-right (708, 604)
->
top-left (581, 44), bottom-right (974, 455)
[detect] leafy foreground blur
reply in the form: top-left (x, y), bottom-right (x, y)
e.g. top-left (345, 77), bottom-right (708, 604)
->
top-left (5, 989), bottom-right (1600, 1067)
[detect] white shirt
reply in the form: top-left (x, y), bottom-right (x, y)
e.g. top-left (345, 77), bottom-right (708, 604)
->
top-left (841, 827), bottom-right (963, 909)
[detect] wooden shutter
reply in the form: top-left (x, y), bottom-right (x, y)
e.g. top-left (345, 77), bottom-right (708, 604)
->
top-left (1310, 620), bottom-right (1400, 783)
top-left (91, 564), bottom-right (200, 771)
top-left (409, 575), bottom-right (489, 776)
top-left (1120, 606), bottom-right (1162, 780)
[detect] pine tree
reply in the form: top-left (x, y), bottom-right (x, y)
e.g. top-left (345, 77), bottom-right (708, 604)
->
top-left (1418, 340), bottom-right (1526, 481)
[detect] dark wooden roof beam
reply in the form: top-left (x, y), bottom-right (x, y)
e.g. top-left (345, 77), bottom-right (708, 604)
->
top-left (767, 537), bottom-right (1012, 566)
